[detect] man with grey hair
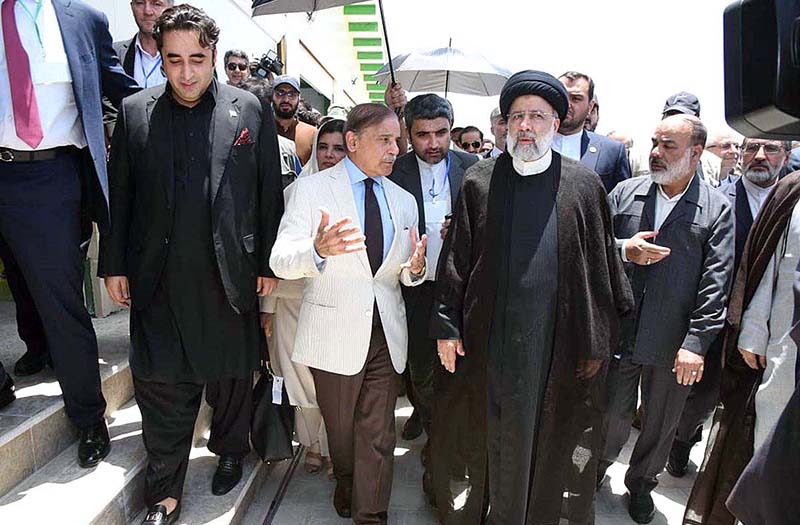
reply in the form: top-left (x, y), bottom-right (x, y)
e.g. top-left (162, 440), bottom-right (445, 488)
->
top-left (666, 136), bottom-right (789, 479)
top-left (223, 49), bottom-right (250, 86)
top-left (706, 129), bottom-right (744, 185)
top-left (114, 0), bottom-right (173, 87)
top-left (487, 107), bottom-right (507, 158)
top-left (600, 114), bottom-right (734, 523)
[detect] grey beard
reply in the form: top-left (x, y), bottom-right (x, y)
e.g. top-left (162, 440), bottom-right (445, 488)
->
top-left (508, 127), bottom-right (554, 162)
top-left (744, 166), bottom-right (780, 185)
top-left (651, 149), bottom-right (692, 186)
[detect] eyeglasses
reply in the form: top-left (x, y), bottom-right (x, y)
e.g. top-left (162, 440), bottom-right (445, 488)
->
top-left (708, 141), bottom-right (740, 150)
top-left (462, 141), bottom-right (482, 149)
top-left (274, 89), bottom-right (299, 100)
top-left (507, 110), bottom-right (557, 124)
top-left (742, 143), bottom-right (784, 156)
top-left (226, 63), bottom-right (248, 72)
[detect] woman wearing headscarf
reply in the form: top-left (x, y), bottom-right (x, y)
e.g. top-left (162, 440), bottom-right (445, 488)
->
top-left (261, 119), bottom-right (346, 477)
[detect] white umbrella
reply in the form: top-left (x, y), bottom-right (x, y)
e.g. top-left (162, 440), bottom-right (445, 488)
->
top-left (373, 46), bottom-right (512, 97)
top-left (252, 0), bottom-right (398, 84)
top-left (252, 0), bottom-right (372, 16)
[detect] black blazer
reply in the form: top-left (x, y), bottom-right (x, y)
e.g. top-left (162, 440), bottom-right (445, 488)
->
top-left (389, 149), bottom-right (479, 237)
top-left (718, 178), bottom-right (755, 273)
top-left (580, 130), bottom-right (631, 194)
top-left (99, 82), bottom-right (284, 314)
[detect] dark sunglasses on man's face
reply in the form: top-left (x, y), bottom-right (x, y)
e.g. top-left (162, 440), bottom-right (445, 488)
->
top-left (226, 63), bottom-right (248, 72)
top-left (462, 141), bottom-right (482, 149)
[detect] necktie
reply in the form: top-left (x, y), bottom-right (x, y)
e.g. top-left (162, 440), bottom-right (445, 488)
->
top-left (2, 0), bottom-right (44, 148)
top-left (363, 178), bottom-right (384, 275)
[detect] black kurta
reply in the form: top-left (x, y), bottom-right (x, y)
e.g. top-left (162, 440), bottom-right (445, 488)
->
top-left (431, 153), bottom-right (634, 525)
top-left (130, 86), bottom-right (260, 383)
top-left (487, 165), bottom-right (558, 522)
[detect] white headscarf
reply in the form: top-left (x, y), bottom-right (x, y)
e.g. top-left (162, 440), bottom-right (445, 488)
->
top-left (299, 118), bottom-right (346, 178)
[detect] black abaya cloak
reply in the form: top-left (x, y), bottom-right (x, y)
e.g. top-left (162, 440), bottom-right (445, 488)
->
top-left (431, 153), bottom-right (633, 525)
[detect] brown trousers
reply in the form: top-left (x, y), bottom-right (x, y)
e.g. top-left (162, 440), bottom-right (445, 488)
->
top-left (311, 322), bottom-right (401, 524)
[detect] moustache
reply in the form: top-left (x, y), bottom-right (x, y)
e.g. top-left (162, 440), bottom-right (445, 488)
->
top-left (382, 155), bottom-right (397, 163)
top-left (516, 131), bottom-right (536, 140)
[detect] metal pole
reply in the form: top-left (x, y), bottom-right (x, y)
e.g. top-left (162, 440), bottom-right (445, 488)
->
top-left (444, 37), bottom-right (452, 98)
top-left (377, 0), bottom-right (396, 85)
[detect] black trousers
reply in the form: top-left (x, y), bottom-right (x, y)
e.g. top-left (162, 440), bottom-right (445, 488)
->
top-left (0, 153), bottom-right (105, 428)
top-left (404, 281), bottom-right (437, 432)
top-left (134, 375), bottom-right (253, 506)
top-left (673, 346), bottom-right (723, 445)
top-left (0, 360), bottom-right (8, 387)
top-left (601, 355), bottom-right (692, 494)
top-left (0, 233), bottom-right (49, 360)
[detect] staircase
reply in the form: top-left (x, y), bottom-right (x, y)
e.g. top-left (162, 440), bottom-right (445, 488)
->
top-left (0, 304), bottom-right (273, 524)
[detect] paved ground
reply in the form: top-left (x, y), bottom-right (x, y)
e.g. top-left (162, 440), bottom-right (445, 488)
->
top-left (247, 399), bottom-right (708, 525)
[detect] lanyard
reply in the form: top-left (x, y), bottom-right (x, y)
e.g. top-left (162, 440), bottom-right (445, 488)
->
top-left (18, 0), bottom-right (43, 48)
top-left (428, 153), bottom-right (451, 200)
top-left (137, 47), bottom-right (163, 88)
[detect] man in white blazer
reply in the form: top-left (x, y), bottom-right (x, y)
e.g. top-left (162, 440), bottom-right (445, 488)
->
top-left (270, 103), bottom-right (427, 524)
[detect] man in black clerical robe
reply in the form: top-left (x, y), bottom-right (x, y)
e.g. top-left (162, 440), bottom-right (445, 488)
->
top-left (99, 7), bottom-right (283, 524)
top-left (431, 71), bottom-right (633, 525)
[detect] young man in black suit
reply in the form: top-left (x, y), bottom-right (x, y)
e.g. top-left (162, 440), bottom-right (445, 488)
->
top-left (100, 6), bottom-right (283, 523)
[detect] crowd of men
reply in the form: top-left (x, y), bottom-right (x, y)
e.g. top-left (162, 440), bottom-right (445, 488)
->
top-left (0, 1), bottom-right (798, 525)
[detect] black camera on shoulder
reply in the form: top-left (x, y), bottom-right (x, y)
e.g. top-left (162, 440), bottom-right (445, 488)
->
top-left (725, 0), bottom-right (800, 138)
top-left (254, 49), bottom-right (284, 79)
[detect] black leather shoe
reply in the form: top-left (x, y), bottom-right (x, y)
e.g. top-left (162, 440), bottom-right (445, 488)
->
top-left (628, 492), bottom-right (655, 524)
top-left (0, 376), bottom-right (15, 410)
top-left (212, 455), bottom-right (243, 496)
top-left (402, 409), bottom-right (423, 441)
top-left (667, 439), bottom-right (692, 478)
top-left (333, 481), bottom-right (352, 518)
top-left (142, 502), bottom-right (181, 525)
top-left (13, 350), bottom-right (51, 377)
top-left (78, 420), bottom-right (110, 468)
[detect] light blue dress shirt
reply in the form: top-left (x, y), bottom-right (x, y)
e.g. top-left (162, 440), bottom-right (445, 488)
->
top-left (313, 157), bottom-right (395, 266)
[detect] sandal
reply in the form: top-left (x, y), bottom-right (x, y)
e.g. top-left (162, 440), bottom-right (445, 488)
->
top-left (305, 450), bottom-right (323, 474)
top-left (324, 456), bottom-right (335, 481)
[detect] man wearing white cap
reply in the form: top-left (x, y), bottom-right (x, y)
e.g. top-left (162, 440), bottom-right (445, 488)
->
top-left (272, 74), bottom-right (316, 165)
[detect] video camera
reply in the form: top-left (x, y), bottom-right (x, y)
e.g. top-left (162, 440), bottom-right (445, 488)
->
top-left (253, 49), bottom-right (284, 79)
top-left (725, 0), bottom-right (800, 138)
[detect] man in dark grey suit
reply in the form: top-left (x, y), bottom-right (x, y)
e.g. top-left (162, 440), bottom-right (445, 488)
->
top-left (554, 71), bottom-right (631, 193)
top-left (599, 115), bottom-right (734, 524)
top-left (388, 93), bottom-right (478, 512)
top-left (100, 6), bottom-right (283, 523)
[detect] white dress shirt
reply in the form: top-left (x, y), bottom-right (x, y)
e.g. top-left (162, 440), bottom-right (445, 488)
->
top-left (417, 155), bottom-right (451, 280)
top-left (741, 175), bottom-right (776, 220)
top-left (132, 34), bottom-right (166, 89)
top-left (0, 0), bottom-right (86, 150)
top-left (553, 132), bottom-right (582, 161)
top-left (620, 177), bottom-right (693, 262)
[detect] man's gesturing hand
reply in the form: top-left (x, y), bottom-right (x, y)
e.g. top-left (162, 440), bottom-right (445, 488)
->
top-left (105, 276), bottom-right (131, 308)
top-left (437, 339), bottom-right (465, 373)
top-left (400, 228), bottom-right (427, 277)
top-left (673, 348), bottom-right (704, 386)
top-left (625, 231), bottom-right (671, 266)
top-left (313, 207), bottom-right (366, 259)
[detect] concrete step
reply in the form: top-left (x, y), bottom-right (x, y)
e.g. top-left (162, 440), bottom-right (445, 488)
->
top-left (0, 307), bottom-right (133, 499)
top-left (131, 451), bottom-right (272, 525)
top-left (0, 396), bottom-right (213, 524)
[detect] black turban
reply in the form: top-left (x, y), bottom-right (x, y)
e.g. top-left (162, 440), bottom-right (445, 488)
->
top-left (499, 70), bottom-right (569, 121)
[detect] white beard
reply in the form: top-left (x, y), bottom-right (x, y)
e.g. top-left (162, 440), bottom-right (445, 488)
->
top-left (651, 148), bottom-right (692, 186)
top-left (508, 125), bottom-right (555, 162)
top-left (744, 165), bottom-right (780, 185)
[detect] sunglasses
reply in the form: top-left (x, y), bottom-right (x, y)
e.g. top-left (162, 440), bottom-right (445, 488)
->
top-left (462, 141), bottom-right (482, 149)
top-left (226, 63), bottom-right (248, 72)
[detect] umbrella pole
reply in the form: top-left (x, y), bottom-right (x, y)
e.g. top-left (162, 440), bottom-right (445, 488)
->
top-left (444, 37), bottom-right (451, 98)
top-left (377, 0), bottom-right (396, 85)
